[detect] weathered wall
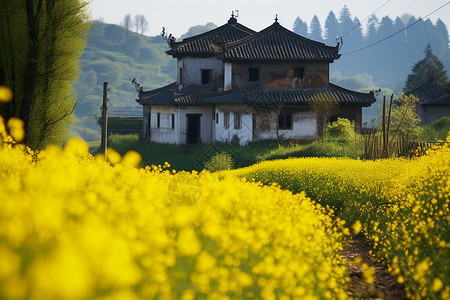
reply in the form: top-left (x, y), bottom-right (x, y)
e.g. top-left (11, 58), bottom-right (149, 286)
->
top-left (279, 111), bottom-right (317, 139)
top-left (179, 57), bottom-right (224, 88)
top-left (214, 104), bottom-right (252, 145)
top-left (419, 105), bottom-right (450, 125)
top-left (253, 109), bottom-right (317, 140)
top-left (231, 62), bottom-right (329, 89)
top-left (253, 110), bottom-right (278, 140)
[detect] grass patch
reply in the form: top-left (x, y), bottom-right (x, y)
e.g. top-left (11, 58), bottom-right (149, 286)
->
top-left (101, 134), bottom-right (285, 171)
top-left (419, 116), bottom-right (450, 141)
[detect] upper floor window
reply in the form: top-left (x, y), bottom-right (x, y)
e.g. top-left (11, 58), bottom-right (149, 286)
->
top-left (249, 68), bottom-right (259, 82)
top-left (201, 69), bottom-right (212, 84)
top-left (278, 114), bottom-right (293, 130)
top-left (294, 68), bottom-right (304, 79)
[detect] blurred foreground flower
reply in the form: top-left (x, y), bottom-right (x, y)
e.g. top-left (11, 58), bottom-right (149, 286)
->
top-left (7, 118), bottom-right (25, 143)
top-left (0, 86), bottom-right (13, 103)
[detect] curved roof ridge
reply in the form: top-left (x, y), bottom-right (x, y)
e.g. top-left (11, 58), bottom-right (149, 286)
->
top-left (221, 21), bottom-right (340, 62)
top-left (225, 21), bottom-right (336, 49)
top-left (327, 82), bottom-right (375, 96)
top-left (139, 82), bottom-right (177, 96)
top-left (171, 21), bottom-right (255, 46)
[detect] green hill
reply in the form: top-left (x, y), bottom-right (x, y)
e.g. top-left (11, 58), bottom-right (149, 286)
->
top-left (72, 22), bottom-right (176, 141)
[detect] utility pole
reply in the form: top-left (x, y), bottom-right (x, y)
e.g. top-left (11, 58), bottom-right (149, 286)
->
top-left (100, 82), bottom-right (108, 161)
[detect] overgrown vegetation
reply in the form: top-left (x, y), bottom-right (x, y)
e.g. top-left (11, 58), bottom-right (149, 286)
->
top-left (204, 152), bottom-right (234, 172)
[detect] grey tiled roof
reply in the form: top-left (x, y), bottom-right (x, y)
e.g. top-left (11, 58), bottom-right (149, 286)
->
top-left (137, 82), bottom-right (375, 107)
top-left (405, 77), bottom-right (450, 105)
top-left (205, 83), bottom-right (375, 106)
top-left (220, 21), bottom-right (340, 62)
top-left (166, 17), bottom-right (255, 58)
top-left (137, 82), bottom-right (217, 106)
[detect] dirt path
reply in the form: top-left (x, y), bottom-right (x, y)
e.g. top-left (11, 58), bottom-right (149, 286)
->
top-left (342, 234), bottom-right (406, 299)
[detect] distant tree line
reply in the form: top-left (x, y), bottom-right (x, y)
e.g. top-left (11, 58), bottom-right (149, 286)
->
top-left (120, 13), bottom-right (149, 35)
top-left (293, 5), bottom-right (449, 91)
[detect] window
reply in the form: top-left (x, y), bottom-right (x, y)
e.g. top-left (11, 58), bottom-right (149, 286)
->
top-left (171, 114), bottom-right (175, 129)
top-left (224, 111), bottom-right (230, 129)
top-left (234, 112), bottom-right (241, 129)
top-left (216, 113), bottom-right (219, 124)
top-left (201, 69), bottom-right (212, 84)
top-left (294, 68), bottom-right (305, 79)
top-left (278, 114), bottom-right (293, 130)
top-left (157, 113), bottom-right (161, 128)
top-left (249, 68), bottom-right (259, 82)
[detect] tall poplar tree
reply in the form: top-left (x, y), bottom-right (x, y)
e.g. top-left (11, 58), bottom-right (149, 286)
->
top-left (0, 0), bottom-right (91, 149)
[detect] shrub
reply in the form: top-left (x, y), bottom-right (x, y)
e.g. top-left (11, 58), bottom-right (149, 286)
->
top-left (324, 118), bottom-right (357, 142)
top-left (204, 152), bottom-right (234, 172)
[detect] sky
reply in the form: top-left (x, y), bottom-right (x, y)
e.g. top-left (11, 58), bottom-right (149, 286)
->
top-left (89, 0), bottom-right (450, 39)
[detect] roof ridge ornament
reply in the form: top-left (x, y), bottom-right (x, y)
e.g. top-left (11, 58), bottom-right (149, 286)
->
top-left (161, 27), bottom-right (176, 47)
top-left (274, 14), bottom-right (279, 24)
top-left (228, 10), bottom-right (239, 24)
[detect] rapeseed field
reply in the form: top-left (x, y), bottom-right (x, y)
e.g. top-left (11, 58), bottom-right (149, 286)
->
top-left (0, 110), bottom-right (448, 299)
top-left (0, 116), bottom-right (349, 299)
top-left (230, 138), bottom-right (449, 299)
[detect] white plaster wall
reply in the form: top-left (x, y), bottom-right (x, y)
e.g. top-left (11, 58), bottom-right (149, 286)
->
top-left (279, 111), bottom-right (317, 139)
top-left (150, 106), bottom-right (179, 144)
top-left (178, 106), bottom-right (213, 144)
top-left (224, 63), bottom-right (232, 91)
top-left (182, 57), bottom-right (224, 87)
top-left (214, 104), bottom-right (252, 145)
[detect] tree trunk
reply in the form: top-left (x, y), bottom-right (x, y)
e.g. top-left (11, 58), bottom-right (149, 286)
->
top-left (20, 0), bottom-right (42, 145)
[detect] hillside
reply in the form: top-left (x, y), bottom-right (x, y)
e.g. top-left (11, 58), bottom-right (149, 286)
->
top-left (72, 22), bottom-right (176, 141)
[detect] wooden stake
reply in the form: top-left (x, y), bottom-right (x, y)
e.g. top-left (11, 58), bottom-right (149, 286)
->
top-left (100, 82), bottom-right (108, 161)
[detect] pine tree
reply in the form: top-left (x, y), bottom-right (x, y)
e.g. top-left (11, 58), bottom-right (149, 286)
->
top-left (405, 44), bottom-right (449, 91)
top-left (293, 17), bottom-right (308, 37)
top-left (435, 19), bottom-right (449, 49)
top-left (324, 11), bottom-right (339, 46)
top-left (366, 15), bottom-right (379, 44)
top-left (338, 5), bottom-right (353, 37)
top-left (309, 15), bottom-right (322, 42)
top-left (350, 17), bottom-right (363, 48)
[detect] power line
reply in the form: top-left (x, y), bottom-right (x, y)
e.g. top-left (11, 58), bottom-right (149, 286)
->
top-left (341, 0), bottom-right (393, 38)
top-left (342, 1), bottom-right (450, 55)
top-left (75, 87), bottom-right (102, 102)
top-left (384, 0), bottom-right (421, 17)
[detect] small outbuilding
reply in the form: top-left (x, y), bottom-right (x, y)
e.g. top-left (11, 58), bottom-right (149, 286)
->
top-left (405, 77), bottom-right (450, 125)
